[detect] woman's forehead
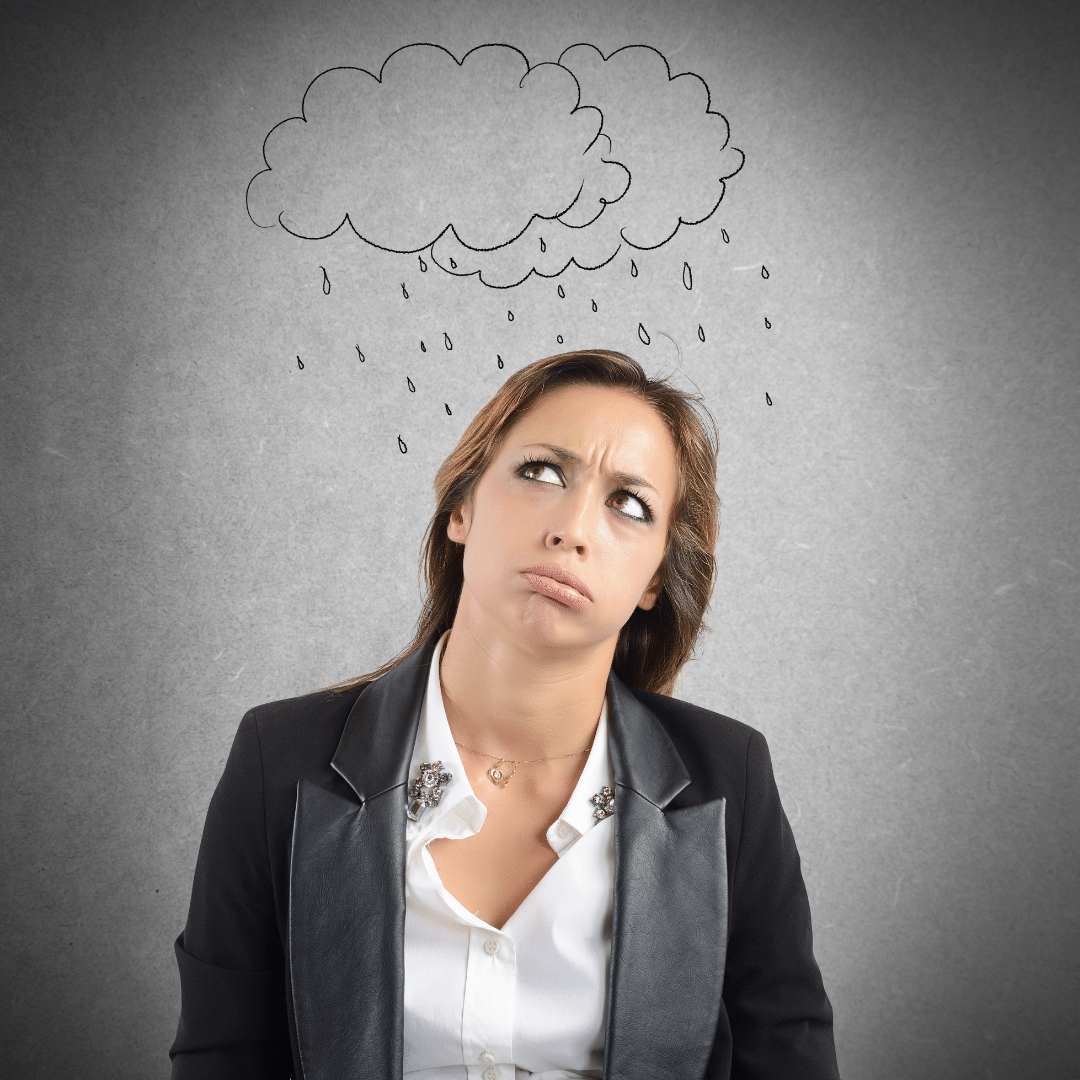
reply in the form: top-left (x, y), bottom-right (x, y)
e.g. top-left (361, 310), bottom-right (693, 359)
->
top-left (503, 384), bottom-right (679, 488)
top-left (510, 383), bottom-right (665, 438)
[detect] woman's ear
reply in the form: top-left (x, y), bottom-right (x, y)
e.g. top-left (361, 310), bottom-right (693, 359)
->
top-left (447, 500), bottom-right (472, 545)
top-left (636, 568), bottom-right (663, 611)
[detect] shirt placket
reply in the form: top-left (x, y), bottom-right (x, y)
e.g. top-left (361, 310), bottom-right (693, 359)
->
top-left (461, 923), bottom-right (516, 1080)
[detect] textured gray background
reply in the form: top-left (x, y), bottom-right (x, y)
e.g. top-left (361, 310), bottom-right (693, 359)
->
top-left (2, 0), bottom-right (1078, 1077)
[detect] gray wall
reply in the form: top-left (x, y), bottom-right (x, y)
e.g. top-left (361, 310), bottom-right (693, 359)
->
top-left (2, 0), bottom-right (1077, 1076)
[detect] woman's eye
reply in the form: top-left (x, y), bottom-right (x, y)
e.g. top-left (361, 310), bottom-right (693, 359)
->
top-left (613, 492), bottom-right (643, 520)
top-left (520, 462), bottom-right (563, 486)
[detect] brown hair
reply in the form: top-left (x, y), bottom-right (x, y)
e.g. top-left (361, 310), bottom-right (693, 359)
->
top-left (330, 348), bottom-right (720, 697)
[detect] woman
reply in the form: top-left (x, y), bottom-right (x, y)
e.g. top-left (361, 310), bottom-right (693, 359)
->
top-left (170, 349), bottom-right (840, 1079)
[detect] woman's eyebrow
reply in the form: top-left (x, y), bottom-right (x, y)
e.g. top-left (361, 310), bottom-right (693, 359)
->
top-left (522, 443), bottom-right (659, 494)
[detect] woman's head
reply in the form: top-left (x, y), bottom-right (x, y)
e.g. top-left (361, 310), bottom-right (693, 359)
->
top-left (445, 378), bottom-right (679, 679)
top-left (344, 349), bottom-right (720, 696)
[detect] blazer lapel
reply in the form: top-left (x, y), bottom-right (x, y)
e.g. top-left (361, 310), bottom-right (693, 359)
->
top-left (603, 672), bottom-right (729, 1080)
top-left (288, 636), bottom-right (438, 1080)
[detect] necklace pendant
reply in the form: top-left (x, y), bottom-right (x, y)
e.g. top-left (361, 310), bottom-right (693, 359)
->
top-left (488, 761), bottom-right (513, 787)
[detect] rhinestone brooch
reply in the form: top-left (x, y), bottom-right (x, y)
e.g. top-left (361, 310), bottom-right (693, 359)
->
top-left (407, 760), bottom-right (452, 822)
top-left (590, 786), bottom-right (615, 820)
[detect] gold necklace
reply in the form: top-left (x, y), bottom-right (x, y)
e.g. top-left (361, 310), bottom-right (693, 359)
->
top-left (453, 737), bottom-right (592, 788)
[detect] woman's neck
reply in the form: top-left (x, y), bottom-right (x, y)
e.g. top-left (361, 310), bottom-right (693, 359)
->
top-left (438, 608), bottom-right (614, 762)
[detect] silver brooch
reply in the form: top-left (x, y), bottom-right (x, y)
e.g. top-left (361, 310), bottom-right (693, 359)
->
top-left (590, 786), bottom-right (615, 820)
top-left (407, 760), bottom-right (452, 821)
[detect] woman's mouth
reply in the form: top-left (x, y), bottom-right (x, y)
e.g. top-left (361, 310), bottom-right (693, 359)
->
top-left (519, 568), bottom-right (593, 611)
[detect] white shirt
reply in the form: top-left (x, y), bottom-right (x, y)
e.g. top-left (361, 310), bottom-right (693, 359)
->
top-left (403, 631), bottom-right (616, 1080)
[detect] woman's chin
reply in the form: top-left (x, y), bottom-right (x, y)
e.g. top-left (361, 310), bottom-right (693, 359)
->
top-left (515, 594), bottom-right (607, 648)
top-left (521, 589), bottom-right (582, 621)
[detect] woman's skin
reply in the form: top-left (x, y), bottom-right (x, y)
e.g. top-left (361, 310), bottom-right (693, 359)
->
top-left (430, 382), bottom-right (679, 928)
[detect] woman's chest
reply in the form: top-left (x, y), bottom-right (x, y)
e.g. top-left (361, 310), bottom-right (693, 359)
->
top-left (426, 801), bottom-right (565, 929)
top-left (404, 818), bottom-right (615, 1077)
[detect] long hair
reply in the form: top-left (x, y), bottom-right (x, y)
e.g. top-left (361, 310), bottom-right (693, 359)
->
top-left (329, 349), bottom-right (720, 697)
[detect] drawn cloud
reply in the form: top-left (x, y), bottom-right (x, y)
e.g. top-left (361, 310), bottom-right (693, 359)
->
top-left (247, 43), bottom-right (744, 288)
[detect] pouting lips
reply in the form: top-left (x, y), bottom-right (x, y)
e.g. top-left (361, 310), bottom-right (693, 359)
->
top-left (520, 572), bottom-right (592, 611)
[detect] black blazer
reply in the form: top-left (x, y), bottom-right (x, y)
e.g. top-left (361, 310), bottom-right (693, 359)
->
top-left (170, 631), bottom-right (840, 1079)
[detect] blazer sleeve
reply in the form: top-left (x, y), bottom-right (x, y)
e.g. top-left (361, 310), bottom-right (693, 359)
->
top-left (721, 729), bottom-right (841, 1080)
top-left (169, 709), bottom-right (293, 1079)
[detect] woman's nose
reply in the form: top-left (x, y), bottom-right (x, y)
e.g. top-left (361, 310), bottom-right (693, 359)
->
top-left (544, 488), bottom-right (596, 552)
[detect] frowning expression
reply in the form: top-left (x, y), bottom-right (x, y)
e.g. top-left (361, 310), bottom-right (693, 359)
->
top-left (447, 383), bottom-right (680, 653)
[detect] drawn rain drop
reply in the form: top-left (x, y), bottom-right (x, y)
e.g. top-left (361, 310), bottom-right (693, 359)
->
top-left (765, 316), bottom-right (772, 329)
top-left (397, 435), bottom-right (408, 454)
top-left (540, 237), bottom-right (547, 253)
top-left (721, 229), bottom-right (729, 244)
top-left (682, 262), bottom-right (692, 290)
top-left (449, 257), bottom-right (457, 269)
top-left (401, 283), bottom-right (409, 299)
top-left (355, 345), bottom-right (365, 362)
top-left (407, 376), bottom-right (416, 393)
top-left (630, 259), bottom-right (638, 278)
top-left (296, 356), bottom-right (304, 370)
top-left (637, 323), bottom-right (651, 345)
top-left (419, 255), bottom-right (427, 272)
top-left (591, 299), bottom-right (597, 312)
top-left (557, 335), bottom-right (564, 344)
top-left (497, 354), bottom-right (504, 369)
top-left (557, 284), bottom-right (565, 298)
top-left (443, 332), bottom-right (453, 351)
top-left (320, 267), bottom-right (330, 295)
top-left (761, 265), bottom-right (770, 279)
top-left (420, 341), bottom-right (427, 353)
top-left (444, 403), bottom-right (452, 416)
top-left (508, 310), bottom-right (515, 322)
top-left (697, 324), bottom-right (705, 342)
top-left (765, 392), bottom-right (773, 406)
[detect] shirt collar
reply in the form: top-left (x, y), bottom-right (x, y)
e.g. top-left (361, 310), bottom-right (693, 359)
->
top-left (546, 696), bottom-right (613, 855)
top-left (405, 630), bottom-right (483, 840)
top-left (405, 629), bottom-right (615, 854)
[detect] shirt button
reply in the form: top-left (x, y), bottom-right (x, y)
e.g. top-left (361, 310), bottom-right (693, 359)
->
top-left (483, 938), bottom-right (500, 955)
top-left (483, 1070), bottom-right (498, 1080)
top-left (557, 821), bottom-right (575, 839)
top-left (479, 1051), bottom-right (495, 1064)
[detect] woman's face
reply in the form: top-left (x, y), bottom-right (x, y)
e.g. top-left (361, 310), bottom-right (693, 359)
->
top-left (448, 382), bottom-right (679, 656)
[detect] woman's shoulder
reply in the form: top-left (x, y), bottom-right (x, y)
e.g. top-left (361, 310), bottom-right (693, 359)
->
top-left (629, 686), bottom-right (773, 806)
top-left (632, 685), bottom-right (762, 762)
top-left (232, 684), bottom-right (367, 795)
